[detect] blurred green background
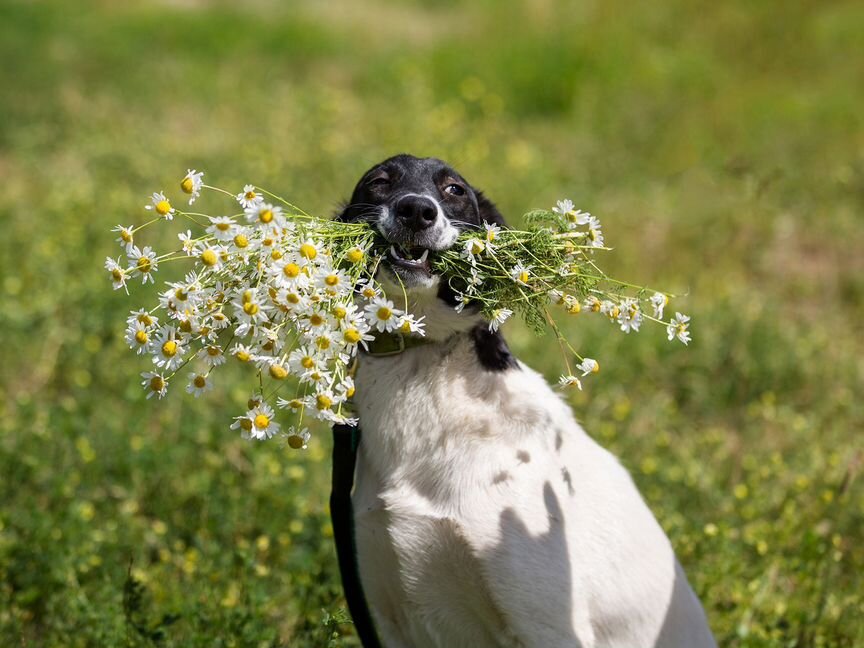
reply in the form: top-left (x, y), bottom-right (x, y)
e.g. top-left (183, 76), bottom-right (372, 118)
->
top-left (1, 0), bottom-right (862, 645)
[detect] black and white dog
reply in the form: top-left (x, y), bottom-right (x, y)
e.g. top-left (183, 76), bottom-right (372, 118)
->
top-left (338, 154), bottom-right (716, 648)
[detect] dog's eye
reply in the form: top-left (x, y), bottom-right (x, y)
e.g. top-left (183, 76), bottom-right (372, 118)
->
top-left (370, 176), bottom-right (391, 187)
top-left (444, 183), bottom-right (465, 196)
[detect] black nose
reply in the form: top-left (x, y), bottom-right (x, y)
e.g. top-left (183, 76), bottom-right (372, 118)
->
top-left (394, 195), bottom-right (438, 231)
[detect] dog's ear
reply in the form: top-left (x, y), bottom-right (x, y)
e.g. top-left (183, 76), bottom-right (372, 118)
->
top-left (476, 191), bottom-right (507, 228)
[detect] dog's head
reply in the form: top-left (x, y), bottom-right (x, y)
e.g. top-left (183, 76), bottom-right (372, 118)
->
top-left (338, 153), bottom-right (506, 289)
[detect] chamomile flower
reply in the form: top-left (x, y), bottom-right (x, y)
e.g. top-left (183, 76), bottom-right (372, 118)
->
top-left (364, 297), bottom-right (401, 332)
top-left (667, 312), bottom-right (691, 345)
top-left (617, 298), bottom-right (642, 333)
top-left (341, 323), bottom-right (375, 350)
top-left (397, 313), bottom-right (426, 336)
top-left (284, 426), bottom-right (311, 450)
top-left (246, 402), bottom-right (280, 440)
top-left (197, 244), bottom-right (225, 270)
top-left (206, 216), bottom-right (238, 242)
top-left (246, 202), bottom-right (283, 228)
top-left (288, 346), bottom-right (323, 376)
top-left (127, 308), bottom-right (159, 328)
top-left (141, 371), bottom-right (169, 399)
top-left (113, 224), bottom-right (135, 252)
top-left (180, 169), bottom-right (204, 204)
top-left (552, 199), bottom-right (575, 217)
top-left (576, 358), bottom-right (599, 376)
top-left (462, 237), bottom-right (486, 264)
top-left (230, 343), bottom-right (254, 363)
top-left (145, 191), bottom-right (175, 220)
top-left (237, 184), bottom-right (263, 209)
top-left (650, 292), bottom-right (669, 319)
top-left (557, 374), bottom-right (582, 390)
top-left (128, 246), bottom-right (159, 284)
top-left (510, 262), bottom-right (532, 286)
top-left (357, 279), bottom-right (381, 301)
top-left (125, 321), bottom-right (151, 354)
top-left (585, 215), bottom-right (604, 248)
top-left (199, 344), bottom-right (226, 367)
top-left (488, 308), bottom-right (513, 332)
top-left (483, 221), bottom-right (501, 243)
top-left (152, 326), bottom-right (186, 371)
top-left (186, 373), bottom-right (213, 397)
top-left (105, 257), bottom-right (130, 291)
top-left (177, 230), bottom-right (197, 255)
top-left (317, 268), bottom-right (350, 297)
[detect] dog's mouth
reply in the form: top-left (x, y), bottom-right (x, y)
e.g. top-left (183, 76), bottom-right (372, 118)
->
top-left (387, 243), bottom-right (432, 274)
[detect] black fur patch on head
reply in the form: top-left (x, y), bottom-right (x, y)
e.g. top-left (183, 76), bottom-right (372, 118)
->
top-left (471, 324), bottom-right (519, 372)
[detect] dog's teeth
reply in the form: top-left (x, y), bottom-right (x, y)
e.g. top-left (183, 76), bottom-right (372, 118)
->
top-left (389, 245), bottom-right (400, 259)
top-left (419, 249), bottom-right (429, 263)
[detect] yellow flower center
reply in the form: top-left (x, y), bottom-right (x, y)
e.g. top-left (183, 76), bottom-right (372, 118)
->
top-left (591, 361), bottom-right (600, 373)
top-left (316, 336), bottom-right (331, 350)
top-left (299, 243), bottom-right (317, 260)
top-left (120, 229), bottom-right (132, 242)
top-left (325, 274), bottom-right (339, 286)
top-left (200, 249), bottom-right (218, 266)
top-left (286, 293), bottom-right (300, 304)
top-left (216, 222), bottom-right (230, 231)
top-left (333, 306), bottom-right (347, 319)
top-left (286, 399), bottom-right (304, 411)
top-left (346, 248), bottom-right (364, 263)
top-left (470, 240), bottom-right (484, 254)
top-left (518, 271), bottom-right (529, 284)
top-left (254, 414), bottom-right (270, 429)
top-left (316, 394), bottom-right (332, 410)
top-left (590, 300), bottom-right (601, 312)
top-left (377, 307), bottom-right (393, 321)
top-left (343, 329), bottom-right (361, 344)
top-left (240, 418), bottom-right (252, 431)
top-left (149, 375), bottom-right (165, 392)
top-left (206, 346), bottom-right (220, 356)
top-left (308, 314), bottom-right (324, 327)
top-left (245, 190), bottom-right (257, 201)
top-left (310, 371), bottom-right (323, 382)
top-left (287, 435), bottom-right (304, 449)
top-left (259, 209), bottom-right (274, 224)
top-left (134, 330), bottom-right (148, 344)
top-left (487, 230), bottom-right (496, 242)
top-left (262, 237), bottom-right (273, 247)
top-left (233, 234), bottom-right (248, 248)
top-left (161, 340), bottom-right (178, 357)
top-left (235, 349), bottom-right (250, 362)
top-left (346, 386), bottom-right (355, 398)
top-left (137, 313), bottom-right (153, 326)
top-left (111, 268), bottom-right (123, 281)
top-left (399, 320), bottom-right (412, 334)
top-left (610, 306), bottom-right (620, 318)
top-left (300, 357), bottom-right (315, 369)
top-left (242, 290), bottom-right (253, 303)
top-left (589, 228), bottom-right (598, 241)
top-left (137, 256), bottom-right (152, 273)
top-left (243, 302), bottom-right (259, 316)
top-left (282, 263), bottom-right (300, 278)
top-left (362, 288), bottom-right (376, 298)
top-left (179, 319), bottom-right (192, 333)
top-left (193, 375), bottom-right (207, 388)
top-left (567, 301), bottom-right (581, 315)
top-left (269, 365), bottom-right (288, 380)
top-left (271, 249), bottom-right (283, 260)
top-left (248, 398), bottom-right (261, 409)
top-left (155, 200), bottom-right (172, 216)
top-left (180, 177), bottom-right (194, 193)
top-left (174, 288), bottom-right (187, 301)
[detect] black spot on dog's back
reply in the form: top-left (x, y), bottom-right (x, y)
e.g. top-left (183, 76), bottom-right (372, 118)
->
top-left (471, 324), bottom-right (519, 372)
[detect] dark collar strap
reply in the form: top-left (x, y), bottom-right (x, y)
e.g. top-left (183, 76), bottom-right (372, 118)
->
top-left (363, 331), bottom-right (434, 357)
top-left (330, 424), bottom-right (383, 648)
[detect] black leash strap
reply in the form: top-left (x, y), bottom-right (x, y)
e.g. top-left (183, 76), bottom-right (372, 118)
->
top-left (330, 424), bottom-right (383, 648)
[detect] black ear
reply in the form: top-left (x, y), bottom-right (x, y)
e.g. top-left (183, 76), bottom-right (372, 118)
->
top-left (476, 191), bottom-right (507, 228)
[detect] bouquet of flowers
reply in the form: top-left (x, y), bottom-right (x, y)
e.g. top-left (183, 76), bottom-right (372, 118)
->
top-left (106, 170), bottom-right (691, 449)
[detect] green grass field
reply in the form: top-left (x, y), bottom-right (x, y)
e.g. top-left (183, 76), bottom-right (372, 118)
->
top-left (1, 0), bottom-right (863, 645)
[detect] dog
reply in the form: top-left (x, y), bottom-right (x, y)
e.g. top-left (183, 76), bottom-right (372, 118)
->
top-left (337, 154), bottom-right (716, 648)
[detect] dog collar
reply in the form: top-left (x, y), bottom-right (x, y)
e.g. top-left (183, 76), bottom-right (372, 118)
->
top-left (364, 331), bottom-right (434, 357)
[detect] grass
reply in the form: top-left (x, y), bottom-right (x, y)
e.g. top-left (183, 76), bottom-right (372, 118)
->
top-left (1, 0), bottom-right (862, 645)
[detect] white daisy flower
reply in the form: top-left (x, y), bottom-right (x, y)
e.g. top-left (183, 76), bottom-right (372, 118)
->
top-left (236, 184), bottom-right (264, 209)
top-left (617, 298), bottom-right (643, 333)
top-left (141, 371), bottom-right (169, 399)
top-left (364, 297), bottom-right (401, 332)
top-left (397, 313), bottom-right (426, 336)
top-left (230, 343), bottom-right (255, 363)
top-left (283, 426), bottom-right (311, 450)
top-left (104, 257), bottom-right (130, 292)
top-left (206, 216), bottom-right (238, 242)
top-left (335, 376), bottom-right (356, 400)
top-left (510, 262), bottom-right (532, 286)
top-left (650, 292), bottom-right (669, 319)
top-left (186, 373), bottom-right (213, 397)
top-left (488, 308), bottom-right (513, 332)
top-left (245, 202), bottom-right (283, 228)
top-left (112, 224), bottom-right (135, 252)
top-left (483, 221), bottom-right (501, 243)
top-left (462, 237), bottom-right (485, 264)
top-left (125, 321), bottom-right (151, 355)
top-left (557, 374), bottom-right (582, 390)
top-left (199, 344), bottom-right (226, 367)
top-left (585, 215), bottom-right (604, 248)
top-left (552, 199), bottom-right (575, 217)
top-left (576, 358), bottom-right (599, 376)
top-left (177, 230), bottom-right (197, 255)
top-left (127, 308), bottom-right (159, 328)
top-left (152, 326), bottom-right (186, 371)
top-left (357, 279), bottom-right (381, 301)
top-left (667, 312), bottom-right (691, 345)
top-left (128, 246), bottom-right (159, 284)
top-left (246, 402), bottom-right (280, 440)
top-left (340, 323), bottom-right (375, 350)
top-left (180, 169), bottom-right (204, 205)
top-left (145, 191), bottom-right (175, 220)
top-left (288, 345), bottom-right (323, 376)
